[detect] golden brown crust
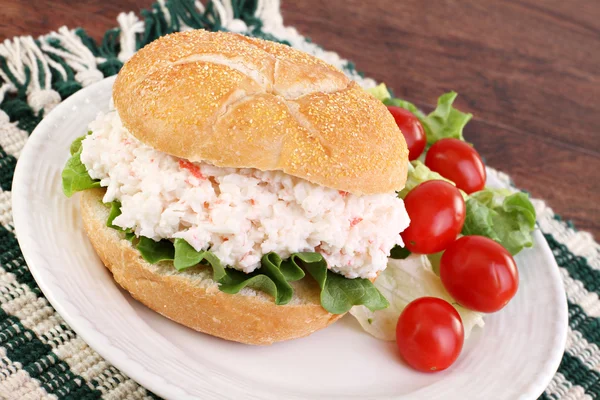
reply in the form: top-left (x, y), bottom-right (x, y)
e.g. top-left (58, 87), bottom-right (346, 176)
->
top-left (113, 30), bottom-right (408, 195)
top-left (80, 189), bottom-right (343, 345)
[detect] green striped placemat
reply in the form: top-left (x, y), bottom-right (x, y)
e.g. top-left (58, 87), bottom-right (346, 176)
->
top-left (0, 1), bottom-right (597, 398)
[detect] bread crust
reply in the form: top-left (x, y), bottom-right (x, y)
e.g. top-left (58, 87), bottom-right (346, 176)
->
top-left (113, 30), bottom-right (408, 195)
top-left (80, 189), bottom-right (343, 345)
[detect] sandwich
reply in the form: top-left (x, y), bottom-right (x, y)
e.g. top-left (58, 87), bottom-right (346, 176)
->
top-left (62, 30), bottom-right (410, 345)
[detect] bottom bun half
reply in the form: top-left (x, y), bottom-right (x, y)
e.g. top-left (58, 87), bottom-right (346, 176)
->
top-left (80, 188), bottom-right (343, 345)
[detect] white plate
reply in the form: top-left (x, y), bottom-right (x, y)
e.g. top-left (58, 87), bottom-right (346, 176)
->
top-left (12, 76), bottom-right (568, 400)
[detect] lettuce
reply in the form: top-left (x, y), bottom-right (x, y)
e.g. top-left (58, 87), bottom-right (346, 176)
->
top-left (419, 92), bottom-right (472, 145)
top-left (365, 83), bottom-right (392, 102)
top-left (366, 83), bottom-right (426, 118)
top-left (398, 160), bottom-right (462, 199)
top-left (222, 253), bottom-right (305, 305)
top-left (389, 246), bottom-right (410, 260)
top-left (219, 269), bottom-right (280, 303)
top-left (385, 97), bottom-right (427, 120)
top-left (69, 135), bottom-right (86, 155)
top-left (130, 235), bottom-right (388, 313)
top-left (220, 252), bottom-right (304, 305)
top-left (173, 238), bottom-right (226, 280)
top-left (137, 237), bottom-right (176, 263)
top-left (349, 255), bottom-right (484, 341)
top-left (106, 201), bottom-right (122, 229)
top-left (301, 252), bottom-right (389, 314)
top-left (107, 202), bottom-right (135, 239)
top-left (367, 85), bottom-right (472, 146)
top-left (463, 189), bottom-right (536, 255)
top-left (62, 133), bottom-right (101, 197)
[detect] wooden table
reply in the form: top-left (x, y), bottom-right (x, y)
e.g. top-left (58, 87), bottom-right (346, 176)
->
top-left (2, 0), bottom-right (599, 237)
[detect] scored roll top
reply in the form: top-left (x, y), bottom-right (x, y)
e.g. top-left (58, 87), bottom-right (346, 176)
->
top-left (113, 30), bottom-right (408, 195)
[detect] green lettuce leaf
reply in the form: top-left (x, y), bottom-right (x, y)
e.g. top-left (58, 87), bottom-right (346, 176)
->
top-left (398, 160), bottom-right (462, 199)
top-left (384, 98), bottom-right (426, 120)
top-left (389, 246), bottom-right (411, 260)
top-left (136, 236), bottom-right (176, 264)
top-left (300, 252), bottom-right (389, 314)
top-left (420, 92), bottom-right (472, 145)
top-left (462, 189), bottom-right (536, 255)
top-left (62, 133), bottom-right (101, 197)
top-left (219, 269), bottom-right (279, 302)
top-left (323, 272), bottom-right (389, 314)
top-left (279, 258), bottom-right (307, 282)
top-left (70, 134), bottom-right (87, 155)
top-left (105, 201), bottom-right (135, 241)
top-left (106, 201), bottom-right (122, 229)
top-left (365, 83), bottom-right (392, 102)
top-left (370, 87), bottom-right (472, 146)
top-left (261, 252), bottom-right (305, 284)
top-left (173, 238), bottom-right (226, 281)
top-left (366, 83), bottom-right (426, 119)
top-left (219, 252), bottom-right (304, 305)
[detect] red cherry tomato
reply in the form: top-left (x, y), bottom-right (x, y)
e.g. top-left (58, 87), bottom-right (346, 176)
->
top-left (425, 138), bottom-right (486, 194)
top-left (440, 236), bottom-right (519, 313)
top-left (401, 180), bottom-right (466, 254)
top-left (387, 106), bottom-right (426, 161)
top-left (396, 297), bottom-right (464, 372)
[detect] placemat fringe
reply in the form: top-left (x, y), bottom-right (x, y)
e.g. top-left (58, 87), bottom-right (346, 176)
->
top-left (0, 1), bottom-right (597, 399)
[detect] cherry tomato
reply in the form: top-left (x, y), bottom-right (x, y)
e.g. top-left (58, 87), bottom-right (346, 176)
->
top-left (387, 106), bottom-right (426, 161)
top-left (425, 138), bottom-right (486, 194)
top-left (400, 180), bottom-right (466, 254)
top-left (440, 236), bottom-right (519, 313)
top-left (396, 297), bottom-right (464, 372)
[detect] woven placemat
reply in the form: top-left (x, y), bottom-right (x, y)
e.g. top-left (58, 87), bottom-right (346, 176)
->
top-left (0, 1), bottom-right (598, 399)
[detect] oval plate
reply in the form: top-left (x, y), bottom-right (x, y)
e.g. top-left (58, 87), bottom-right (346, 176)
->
top-left (12, 76), bottom-right (567, 400)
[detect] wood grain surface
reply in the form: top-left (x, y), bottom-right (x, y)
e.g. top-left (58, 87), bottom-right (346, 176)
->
top-left (1, 0), bottom-right (598, 237)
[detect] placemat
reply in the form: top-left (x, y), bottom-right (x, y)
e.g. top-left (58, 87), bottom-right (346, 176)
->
top-left (0, 1), bottom-right (597, 398)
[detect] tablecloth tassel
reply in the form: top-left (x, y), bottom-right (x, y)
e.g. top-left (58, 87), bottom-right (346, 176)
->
top-left (117, 12), bottom-right (145, 63)
top-left (17, 37), bottom-right (61, 114)
top-left (0, 38), bottom-right (32, 99)
top-left (0, 84), bottom-right (28, 159)
top-left (157, 0), bottom-right (174, 27)
top-left (168, 0), bottom-right (214, 31)
top-left (0, 37), bottom-right (59, 118)
top-left (255, 0), bottom-right (283, 30)
top-left (40, 27), bottom-right (105, 88)
top-left (211, 0), bottom-right (230, 28)
top-left (220, 0), bottom-right (248, 32)
top-left (0, 111), bottom-right (27, 159)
